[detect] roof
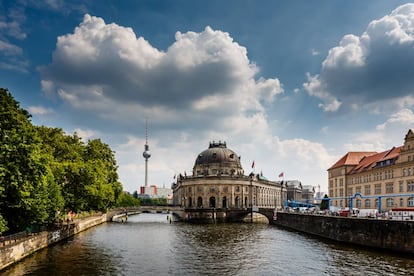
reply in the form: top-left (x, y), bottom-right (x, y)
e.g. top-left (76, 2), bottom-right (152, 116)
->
top-left (349, 146), bottom-right (402, 174)
top-left (328, 152), bottom-right (377, 170)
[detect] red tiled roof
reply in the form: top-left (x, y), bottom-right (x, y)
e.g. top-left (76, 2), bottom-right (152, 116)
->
top-left (328, 152), bottom-right (377, 170)
top-left (349, 146), bottom-right (402, 174)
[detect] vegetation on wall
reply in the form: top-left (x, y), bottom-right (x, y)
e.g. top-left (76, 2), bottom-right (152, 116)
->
top-left (0, 88), bottom-right (132, 235)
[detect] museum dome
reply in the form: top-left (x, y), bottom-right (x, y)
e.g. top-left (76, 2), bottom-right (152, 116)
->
top-left (193, 141), bottom-right (244, 176)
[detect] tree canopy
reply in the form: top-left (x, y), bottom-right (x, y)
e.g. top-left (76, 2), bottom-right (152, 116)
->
top-left (0, 88), bottom-right (127, 234)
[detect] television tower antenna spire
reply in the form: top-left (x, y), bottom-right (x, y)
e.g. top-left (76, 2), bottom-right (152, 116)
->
top-left (142, 118), bottom-right (151, 187)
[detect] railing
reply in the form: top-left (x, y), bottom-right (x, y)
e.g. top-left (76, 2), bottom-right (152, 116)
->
top-left (0, 227), bottom-right (46, 247)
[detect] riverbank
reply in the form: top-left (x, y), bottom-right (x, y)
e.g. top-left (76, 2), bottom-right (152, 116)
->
top-left (0, 214), bottom-right (108, 271)
top-left (273, 212), bottom-right (414, 254)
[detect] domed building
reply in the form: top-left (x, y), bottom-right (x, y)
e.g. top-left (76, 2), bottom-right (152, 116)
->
top-left (172, 141), bottom-right (288, 222)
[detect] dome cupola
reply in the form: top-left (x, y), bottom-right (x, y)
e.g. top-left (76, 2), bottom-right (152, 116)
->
top-left (193, 141), bottom-right (244, 176)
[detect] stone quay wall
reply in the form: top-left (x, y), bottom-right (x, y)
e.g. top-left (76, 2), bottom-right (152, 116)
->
top-left (0, 214), bottom-right (108, 271)
top-left (273, 212), bottom-right (414, 253)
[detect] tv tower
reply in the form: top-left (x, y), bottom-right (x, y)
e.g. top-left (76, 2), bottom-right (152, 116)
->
top-left (142, 119), bottom-right (151, 187)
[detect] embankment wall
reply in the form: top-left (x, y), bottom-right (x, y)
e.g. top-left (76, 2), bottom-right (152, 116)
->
top-left (0, 214), bottom-right (108, 271)
top-left (273, 212), bottom-right (414, 253)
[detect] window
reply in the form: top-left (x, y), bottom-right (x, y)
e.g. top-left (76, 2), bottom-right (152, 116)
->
top-left (403, 169), bottom-right (406, 177)
top-left (408, 181), bottom-right (414, 192)
top-left (188, 187), bottom-right (192, 193)
top-left (223, 187), bottom-right (229, 193)
top-left (386, 198), bottom-right (394, 207)
top-left (210, 187), bottom-right (215, 193)
top-left (347, 188), bottom-right (353, 196)
top-left (375, 199), bottom-right (379, 207)
top-left (374, 184), bottom-right (381, 195)
top-left (399, 181), bottom-right (404, 193)
top-left (400, 198), bottom-right (404, 207)
top-left (364, 185), bottom-right (371, 195)
top-left (197, 186), bottom-right (203, 192)
top-left (356, 199), bottom-right (361, 208)
top-left (365, 199), bottom-right (371, 208)
top-left (235, 186), bottom-right (240, 192)
top-left (385, 183), bottom-right (394, 193)
top-left (339, 189), bottom-right (344, 197)
top-left (408, 197), bottom-right (414, 207)
top-left (356, 186), bottom-right (361, 193)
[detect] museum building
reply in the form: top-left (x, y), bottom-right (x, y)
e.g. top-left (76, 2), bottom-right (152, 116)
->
top-left (171, 141), bottom-right (290, 221)
top-left (328, 129), bottom-right (414, 210)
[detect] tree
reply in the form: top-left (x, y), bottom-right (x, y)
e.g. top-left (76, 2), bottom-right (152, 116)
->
top-left (320, 194), bottom-right (330, 210)
top-left (0, 88), bottom-right (57, 232)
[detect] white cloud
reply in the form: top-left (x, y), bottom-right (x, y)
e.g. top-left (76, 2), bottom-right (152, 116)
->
top-left (304, 3), bottom-right (414, 113)
top-left (376, 108), bottom-right (414, 130)
top-left (38, 14), bottom-right (342, 193)
top-left (27, 106), bottom-right (54, 115)
top-left (73, 128), bottom-right (96, 141)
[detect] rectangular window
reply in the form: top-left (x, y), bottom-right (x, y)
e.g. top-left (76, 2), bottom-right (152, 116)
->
top-left (407, 181), bottom-right (414, 192)
top-left (364, 185), bottom-right (371, 195)
top-left (197, 186), bottom-right (203, 192)
top-left (355, 186), bottom-right (361, 193)
top-left (374, 184), bottom-right (381, 195)
top-left (365, 199), bottom-right (371, 208)
top-left (399, 181), bottom-right (404, 193)
top-left (347, 188), bottom-right (353, 196)
top-left (386, 183), bottom-right (394, 193)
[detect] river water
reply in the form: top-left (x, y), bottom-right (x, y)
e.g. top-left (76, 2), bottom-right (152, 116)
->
top-left (3, 213), bottom-right (414, 275)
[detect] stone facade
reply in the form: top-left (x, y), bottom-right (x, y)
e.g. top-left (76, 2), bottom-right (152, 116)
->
top-left (273, 212), bottom-right (414, 253)
top-left (328, 129), bottom-right (414, 211)
top-left (172, 141), bottom-right (288, 222)
top-left (0, 215), bottom-right (108, 271)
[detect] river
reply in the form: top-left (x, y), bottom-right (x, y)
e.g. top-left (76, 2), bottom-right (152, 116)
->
top-left (3, 213), bottom-right (414, 275)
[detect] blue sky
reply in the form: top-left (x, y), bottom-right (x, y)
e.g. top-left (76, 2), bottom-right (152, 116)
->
top-left (2, 0), bottom-right (414, 193)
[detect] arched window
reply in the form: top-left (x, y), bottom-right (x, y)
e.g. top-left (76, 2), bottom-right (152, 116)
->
top-left (209, 196), bottom-right (216, 208)
top-left (197, 197), bottom-right (203, 208)
top-left (222, 196), bottom-right (227, 208)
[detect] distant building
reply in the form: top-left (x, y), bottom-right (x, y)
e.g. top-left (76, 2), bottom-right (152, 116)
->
top-left (328, 129), bottom-right (414, 211)
top-left (139, 185), bottom-right (173, 203)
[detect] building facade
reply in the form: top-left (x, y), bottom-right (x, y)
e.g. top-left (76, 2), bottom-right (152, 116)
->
top-left (328, 129), bottom-right (414, 211)
top-left (171, 141), bottom-right (289, 221)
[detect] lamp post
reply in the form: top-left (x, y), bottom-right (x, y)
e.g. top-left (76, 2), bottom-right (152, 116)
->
top-left (250, 174), bottom-right (253, 223)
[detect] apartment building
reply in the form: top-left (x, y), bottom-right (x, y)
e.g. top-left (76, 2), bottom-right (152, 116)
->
top-left (328, 129), bottom-right (414, 211)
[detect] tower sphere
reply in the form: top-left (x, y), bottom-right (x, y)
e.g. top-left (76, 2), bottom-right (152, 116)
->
top-left (143, 150), bottom-right (151, 159)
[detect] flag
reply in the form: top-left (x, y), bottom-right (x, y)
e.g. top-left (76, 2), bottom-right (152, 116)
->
top-left (251, 160), bottom-right (255, 168)
top-left (278, 172), bottom-right (284, 178)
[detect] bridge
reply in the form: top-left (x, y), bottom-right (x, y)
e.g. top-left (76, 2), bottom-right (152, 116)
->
top-left (109, 205), bottom-right (276, 223)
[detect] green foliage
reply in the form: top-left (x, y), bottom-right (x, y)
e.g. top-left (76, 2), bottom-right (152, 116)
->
top-left (117, 192), bottom-right (141, 207)
top-left (0, 214), bottom-right (8, 235)
top-left (320, 194), bottom-right (329, 210)
top-left (0, 88), bottom-right (124, 233)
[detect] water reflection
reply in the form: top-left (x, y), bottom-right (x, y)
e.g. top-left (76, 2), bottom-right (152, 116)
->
top-left (3, 213), bottom-right (414, 276)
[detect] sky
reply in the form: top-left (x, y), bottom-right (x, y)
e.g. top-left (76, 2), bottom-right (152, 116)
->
top-left (2, 0), bottom-right (414, 194)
